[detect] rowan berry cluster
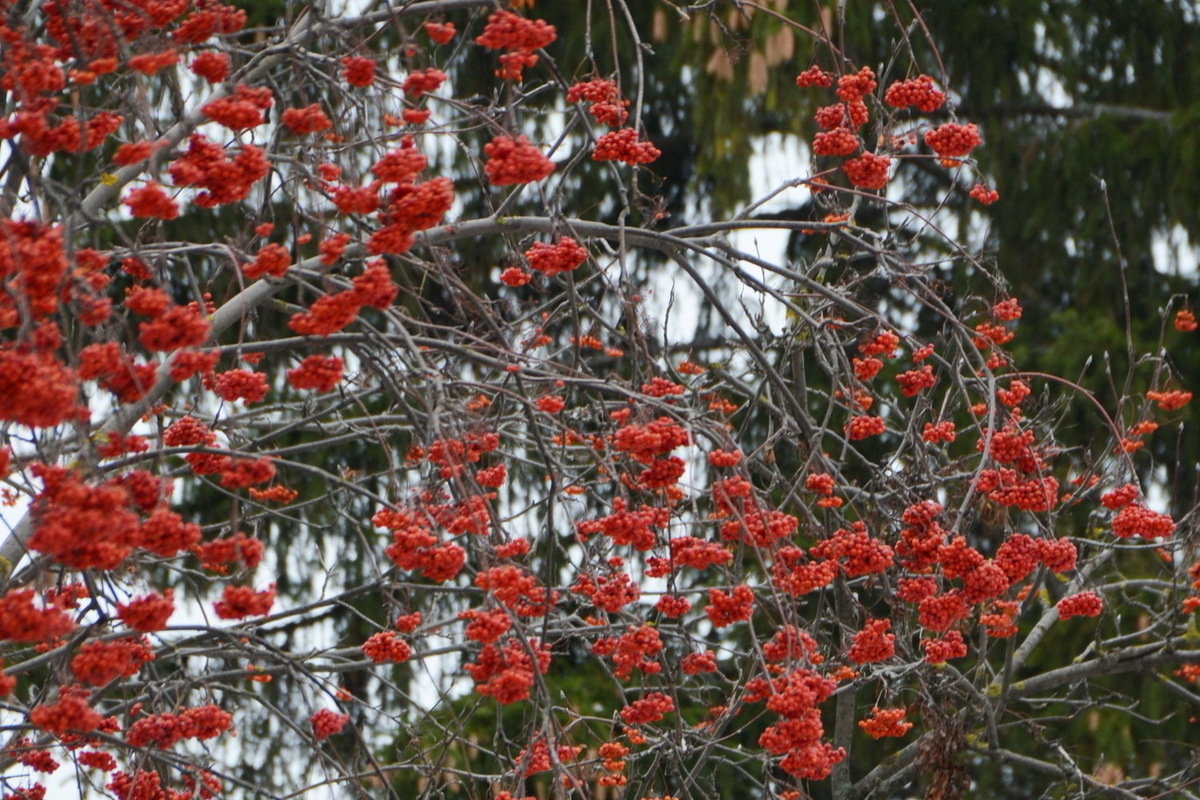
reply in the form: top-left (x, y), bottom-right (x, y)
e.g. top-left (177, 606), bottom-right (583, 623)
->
top-left (795, 66), bottom-right (833, 88)
top-left (619, 692), bottom-right (674, 725)
top-left (884, 75), bottom-right (945, 111)
top-left (116, 590), bottom-right (174, 633)
top-left (29, 688), bottom-right (104, 738)
top-left (123, 183), bottom-right (179, 220)
top-left (475, 9), bottom-right (556, 81)
top-left (771, 547), bottom-right (838, 596)
top-left (918, 591), bottom-right (970, 632)
top-left (655, 594), bottom-right (691, 618)
top-left (201, 84), bottom-right (272, 130)
top-left (812, 127), bottom-right (859, 157)
top-left (1175, 309), bottom-right (1198, 331)
top-left (847, 618), bottom-right (895, 664)
top-left (593, 128), bottom-right (661, 164)
top-left (853, 356), bottom-right (883, 381)
top-left (1111, 503), bottom-right (1175, 539)
top-left (281, 103), bottom-right (332, 134)
top-left (362, 631), bottom-right (413, 662)
top-left (605, 625), bottom-right (663, 678)
top-left (286, 355), bottom-right (343, 392)
top-left (923, 421), bottom-right (957, 443)
top-left (1101, 483), bottom-right (1139, 509)
top-left (810, 522), bottom-right (894, 577)
top-left (525, 237), bottom-right (588, 276)
top-left (194, 531), bottom-right (264, 573)
top-left (577, 498), bottom-right (670, 550)
top-left (1147, 389), bottom-right (1192, 411)
top-left (705, 584), bottom-right (754, 628)
top-left (846, 414), bottom-right (886, 440)
top-left (465, 637), bottom-right (550, 704)
top-left (168, 134), bottom-right (268, 207)
top-left (186, 49), bottom-right (229, 83)
top-left (483, 135), bottom-right (555, 185)
top-left (970, 183), bottom-right (1000, 204)
top-left (762, 626), bottom-right (822, 663)
top-left (896, 364), bottom-right (936, 396)
top-left (402, 68), bottom-right (446, 98)
top-left (1057, 591), bottom-right (1103, 620)
top-left (340, 56), bottom-right (375, 87)
top-left (515, 738), bottom-right (583, 777)
top-left (921, 630), bottom-right (968, 663)
top-left (858, 707), bottom-right (914, 739)
top-left (424, 21), bottom-right (456, 44)
top-left (747, 668), bottom-right (845, 779)
top-left (669, 536), bottom-right (733, 570)
top-left (925, 122), bottom-right (981, 163)
top-left (213, 585), bottom-right (275, 619)
top-left (842, 152), bottom-right (892, 190)
top-left (310, 708), bottom-right (349, 740)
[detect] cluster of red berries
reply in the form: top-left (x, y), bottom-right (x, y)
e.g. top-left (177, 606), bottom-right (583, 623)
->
top-left (191, 51), bottom-right (229, 83)
top-left (465, 637), bottom-right (550, 705)
top-left (619, 691), bottom-right (674, 725)
top-left (853, 356), bottom-right (884, 381)
top-left (771, 547), bottom-right (838, 596)
top-left (921, 630), bottom-right (968, 663)
top-left (708, 448), bottom-right (742, 467)
top-left (669, 536), bottom-right (733, 570)
top-left (525, 237), bottom-right (588, 276)
top-left (123, 183), bottom-right (179, 220)
top-left (858, 707), bottom-right (914, 739)
top-left (811, 522), bottom-right (894, 577)
top-left (1100, 483), bottom-right (1139, 509)
top-left (169, 134), bottom-right (269, 207)
top-left (705, 584), bottom-right (754, 628)
top-left (847, 618), bottom-right (895, 664)
top-left (483, 134), bottom-right (555, 185)
top-left (125, 705), bottom-right (233, 749)
top-left (970, 183), bottom-right (1000, 204)
top-left (281, 103), bottom-right (332, 135)
top-left (578, 498), bottom-right (670, 551)
top-left (842, 152), bottom-right (892, 190)
top-left (846, 414), bottom-right (886, 440)
top-left (475, 9), bottom-right (556, 81)
top-left (286, 355), bottom-right (343, 393)
top-left (423, 21), bottom-right (456, 44)
top-left (361, 631), bottom-right (413, 662)
top-left (923, 421), bottom-right (957, 443)
top-left (213, 584), bottom-right (274, 619)
top-left (117, 590), bottom-right (174, 633)
top-left (917, 591), bottom-right (971, 633)
top-left (748, 668), bottom-right (845, 780)
top-left (1111, 503), bottom-right (1175, 539)
top-left (762, 625), bottom-right (822, 663)
top-left (201, 84), bottom-right (272, 131)
top-left (607, 625), bottom-right (663, 678)
top-left (925, 123), bottom-right (981, 159)
top-left (310, 708), bottom-right (349, 740)
top-left (896, 364), bottom-right (936, 396)
top-left (884, 75), bottom-right (945, 111)
top-left (593, 128), bottom-right (661, 164)
top-left (402, 67), bottom-right (446, 98)
top-left (568, 78), bottom-right (630, 126)
top-left (1147, 389), bottom-right (1192, 411)
top-left (794, 65), bottom-right (832, 88)
top-left (341, 56), bottom-right (375, 87)
top-left (1057, 591), bottom-right (1103, 620)
top-left (812, 127), bottom-right (859, 157)
top-left (515, 737), bottom-right (583, 777)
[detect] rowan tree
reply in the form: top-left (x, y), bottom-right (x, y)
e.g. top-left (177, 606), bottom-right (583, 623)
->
top-left (0, 2), bottom-right (1197, 800)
